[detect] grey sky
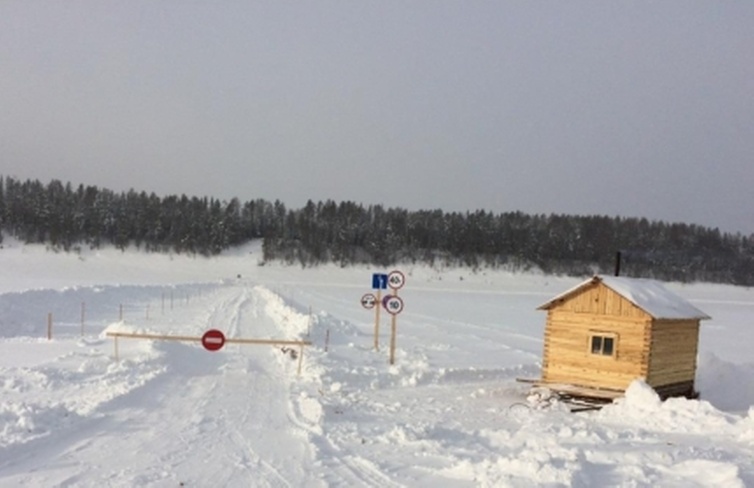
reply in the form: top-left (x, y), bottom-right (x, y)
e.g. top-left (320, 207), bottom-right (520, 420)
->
top-left (1, 2), bottom-right (752, 235)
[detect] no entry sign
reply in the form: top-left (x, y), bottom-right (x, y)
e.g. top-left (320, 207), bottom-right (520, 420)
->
top-left (202, 329), bottom-right (226, 351)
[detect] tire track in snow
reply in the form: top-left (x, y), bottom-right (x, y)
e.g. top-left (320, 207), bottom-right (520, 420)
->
top-left (0, 285), bottom-right (320, 487)
top-left (182, 285), bottom-right (314, 487)
top-left (262, 287), bottom-right (409, 488)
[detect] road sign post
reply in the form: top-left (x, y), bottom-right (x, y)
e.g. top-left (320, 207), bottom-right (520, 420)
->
top-left (374, 289), bottom-right (382, 350)
top-left (390, 301), bottom-right (397, 365)
top-left (385, 270), bottom-right (405, 365)
top-left (361, 291), bottom-right (381, 350)
top-left (383, 292), bottom-right (405, 365)
top-left (371, 273), bottom-right (388, 351)
top-left (364, 271), bottom-right (406, 361)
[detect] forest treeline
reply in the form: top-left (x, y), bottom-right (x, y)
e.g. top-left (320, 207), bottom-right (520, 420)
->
top-left (1, 176), bottom-right (753, 285)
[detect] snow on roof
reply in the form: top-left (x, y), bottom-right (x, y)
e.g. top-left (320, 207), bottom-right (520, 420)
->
top-left (539, 275), bottom-right (711, 320)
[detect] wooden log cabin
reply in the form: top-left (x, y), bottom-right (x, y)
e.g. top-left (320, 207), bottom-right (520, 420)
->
top-left (536, 275), bottom-right (710, 399)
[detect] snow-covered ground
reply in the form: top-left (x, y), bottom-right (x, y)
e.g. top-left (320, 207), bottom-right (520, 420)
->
top-left (0, 240), bottom-right (752, 487)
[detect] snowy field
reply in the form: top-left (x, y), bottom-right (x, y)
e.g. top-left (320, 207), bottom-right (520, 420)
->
top-left (0, 240), bottom-right (753, 487)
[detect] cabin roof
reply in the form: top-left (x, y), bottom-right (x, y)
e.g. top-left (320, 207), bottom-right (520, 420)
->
top-left (537, 275), bottom-right (711, 320)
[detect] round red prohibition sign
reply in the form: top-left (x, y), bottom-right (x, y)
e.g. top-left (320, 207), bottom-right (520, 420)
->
top-left (361, 293), bottom-right (377, 309)
top-left (202, 329), bottom-right (226, 351)
top-left (382, 295), bottom-right (404, 315)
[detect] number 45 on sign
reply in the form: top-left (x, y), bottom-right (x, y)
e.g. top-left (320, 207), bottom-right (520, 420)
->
top-left (387, 270), bottom-right (405, 290)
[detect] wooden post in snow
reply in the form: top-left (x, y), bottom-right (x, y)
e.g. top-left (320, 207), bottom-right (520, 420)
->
top-left (306, 306), bottom-right (312, 337)
top-left (47, 313), bottom-right (53, 340)
top-left (385, 270), bottom-right (406, 366)
top-left (297, 343), bottom-right (305, 376)
top-left (374, 289), bottom-right (382, 351)
top-left (389, 290), bottom-right (398, 365)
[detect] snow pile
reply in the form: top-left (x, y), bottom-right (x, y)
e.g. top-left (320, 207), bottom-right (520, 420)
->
top-left (0, 401), bottom-right (80, 447)
top-left (598, 379), bottom-right (741, 435)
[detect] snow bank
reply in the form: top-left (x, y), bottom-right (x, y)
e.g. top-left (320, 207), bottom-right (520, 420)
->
top-left (598, 379), bottom-right (741, 434)
top-left (697, 352), bottom-right (754, 413)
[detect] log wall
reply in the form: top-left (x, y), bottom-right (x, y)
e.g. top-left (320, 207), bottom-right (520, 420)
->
top-left (646, 320), bottom-right (699, 388)
top-left (542, 309), bottom-right (650, 390)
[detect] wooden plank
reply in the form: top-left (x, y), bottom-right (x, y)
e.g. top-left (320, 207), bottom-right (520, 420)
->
top-left (105, 331), bottom-right (312, 346)
top-left (649, 363), bottom-right (697, 374)
top-left (647, 369), bottom-right (696, 381)
top-left (543, 370), bottom-right (635, 391)
top-left (653, 381), bottom-right (696, 398)
top-left (648, 353), bottom-right (697, 364)
top-left (106, 331), bottom-right (202, 342)
top-left (544, 363), bottom-right (642, 384)
top-left (550, 310), bottom-right (648, 326)
top-left (533, 381), bottom-right (625, 400)
top-left (598, 286), bottom-right (609, 314)
top-left (545, 360), bottom-right (644, 377)
top-left (650, 339), bottom-right (698, 348)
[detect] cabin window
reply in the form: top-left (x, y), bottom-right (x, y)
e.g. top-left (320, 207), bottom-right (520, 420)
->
top-left (589, 333), bottom-right (616, 357)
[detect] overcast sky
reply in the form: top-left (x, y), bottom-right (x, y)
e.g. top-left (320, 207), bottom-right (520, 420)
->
top-left (1, 2), bottom-right (752, 235)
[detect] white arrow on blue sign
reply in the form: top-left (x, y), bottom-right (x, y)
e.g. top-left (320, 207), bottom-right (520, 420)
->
top-left (372, 273), bottom-right (388, 290)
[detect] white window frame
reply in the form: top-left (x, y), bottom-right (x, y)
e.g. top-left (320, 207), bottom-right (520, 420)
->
top-left (588, 331), bottom-right (618, 358)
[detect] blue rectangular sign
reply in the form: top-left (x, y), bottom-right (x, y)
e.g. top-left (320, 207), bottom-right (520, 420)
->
top-left (372, 273), bottom-right (388, 290)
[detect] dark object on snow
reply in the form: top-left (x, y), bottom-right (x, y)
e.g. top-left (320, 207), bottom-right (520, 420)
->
top-left (280, 347), bottom-right (298, 360)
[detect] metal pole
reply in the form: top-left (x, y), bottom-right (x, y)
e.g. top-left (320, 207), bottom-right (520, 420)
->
top-left (615, 251), bottom-right (622, 277)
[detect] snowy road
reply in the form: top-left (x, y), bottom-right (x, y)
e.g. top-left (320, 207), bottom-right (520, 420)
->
top-left (1, 285), bottom-right (323, 487)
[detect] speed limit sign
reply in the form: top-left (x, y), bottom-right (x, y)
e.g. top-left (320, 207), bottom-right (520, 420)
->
top-left (382, 295), bottom-right (404, 315)
top-left (387, 270), bottom-right (406, 290)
